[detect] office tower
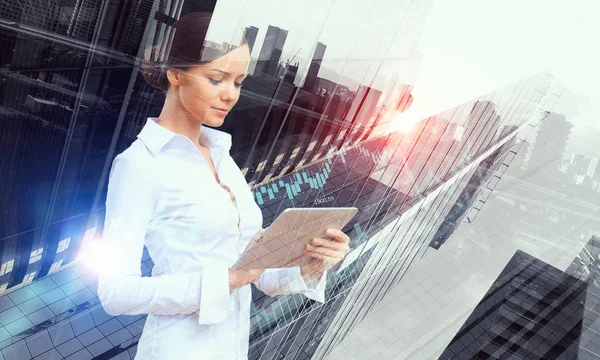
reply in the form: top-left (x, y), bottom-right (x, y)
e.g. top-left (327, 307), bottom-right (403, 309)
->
top-left (343, 85), bottom-right (383, 144)
top-left (303, 42), bottom-right (327, 93)
top-left (0, 0), bottom-right (566, 359)
top-left (310, 73), bottom-right (559, 360)
top-left (180, 0), bottom-right (217, 16)
top-left (593, 162), bottom-right (600, 182)
top-left (522, 112), bottom-right (572, 178)
top-left (0, 0), bottom-right (63, 31)
top-left (440, 249), bottom-right (586, 359)
top-left (585, 157), bottom-right (598, 178)
top-left (429, 135), bottom-right (517, 250)
top-left (0, 73), bottom-right (558, 360)
top-left (283, 61), bottom-right (299, 84)
top-left (256, 25), bottom-right (288, 77)
top-left (571, 153), bottom-right (587, 175)
top-left (241, 26), bottom-right (259, 53)
top-left (461, 101), bottom-right (502, 157)
top-left (568, 156), bottom-right (599, 187)
top-left (441, 236), bottom-right (600, 359)
top-left (116, 0), bottom-right (155, 55)
top-left (68, 0), bottom-right (102, 41)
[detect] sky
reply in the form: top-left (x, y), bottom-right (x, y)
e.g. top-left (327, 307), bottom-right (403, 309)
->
top-left (209, 0), bottom-right (599, 156)
top-left (210, 0), bottom-right (431, 89)
top-left (407, 0), bottom-right (600, 157)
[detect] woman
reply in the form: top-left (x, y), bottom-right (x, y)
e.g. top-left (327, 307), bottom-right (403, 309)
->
top-left (97, 12), bottom-right (350, 360)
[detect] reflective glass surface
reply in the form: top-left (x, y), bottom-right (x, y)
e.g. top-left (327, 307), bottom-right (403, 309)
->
top-left (0, 0), bottom-right (597, 359)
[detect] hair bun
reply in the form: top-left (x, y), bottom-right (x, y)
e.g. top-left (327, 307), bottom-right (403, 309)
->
top-left (140, 12), bottom-right (216, 92)
top-left (141, 46), bottom-right (169, 91)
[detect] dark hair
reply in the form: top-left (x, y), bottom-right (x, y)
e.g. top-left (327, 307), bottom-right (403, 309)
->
top-left (141, 11), bottom-right (249, 92)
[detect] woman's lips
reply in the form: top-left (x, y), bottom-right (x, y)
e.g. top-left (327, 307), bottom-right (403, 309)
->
top-left (212, 107), bottom-right (229, 116)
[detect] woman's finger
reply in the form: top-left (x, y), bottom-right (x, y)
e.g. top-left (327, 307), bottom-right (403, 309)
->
top-left (306, 252), bottom-right (342, 268)
top-left (325, 229), bottom-right (349, 243)
top-left (305, 244), bottom-right (342, 258)
top-left (311, 238), bottom-right (343, 251)
top-left (306, 250), bottom-right (343, 263)
top-left (311, 238), bottom-right (351, 254)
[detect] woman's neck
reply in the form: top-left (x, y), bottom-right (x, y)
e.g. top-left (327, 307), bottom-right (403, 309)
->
top-left (156, 94), bottom-right (204, 148)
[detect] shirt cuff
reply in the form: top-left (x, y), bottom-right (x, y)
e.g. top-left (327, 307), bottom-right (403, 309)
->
top-left (290, 266), bottom-right (327, 303)
top-left (198, 261), bottom-right (231, 325)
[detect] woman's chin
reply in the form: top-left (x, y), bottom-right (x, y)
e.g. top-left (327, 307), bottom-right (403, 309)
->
top-left (204, 117), bottom-right (226, 128)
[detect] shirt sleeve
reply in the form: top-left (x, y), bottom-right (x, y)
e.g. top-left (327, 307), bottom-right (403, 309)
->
top-left (96, 154), bottom-right (230, 325)
top-left (253, 266), bottom-right (327, 303)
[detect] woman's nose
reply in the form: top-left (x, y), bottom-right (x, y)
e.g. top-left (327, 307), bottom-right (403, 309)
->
top-left (220, 82), bottom-right (237, 102)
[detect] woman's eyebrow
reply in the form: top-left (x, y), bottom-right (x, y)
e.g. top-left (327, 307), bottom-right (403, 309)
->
top-left (209, 68), bottom-right (247, 78)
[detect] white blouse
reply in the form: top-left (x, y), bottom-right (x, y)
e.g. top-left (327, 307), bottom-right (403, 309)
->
top-left (97, 117), bottom-right (326, 360)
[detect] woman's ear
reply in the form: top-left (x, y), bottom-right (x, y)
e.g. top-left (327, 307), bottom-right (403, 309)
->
top-left (166, 68), bottom-right (182, 87)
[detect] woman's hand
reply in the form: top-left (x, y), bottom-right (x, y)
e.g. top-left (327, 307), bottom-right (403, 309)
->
top-left (300, 228), bottom-right (350, 283)
top-left (228, 228), bottom-right (267, 291)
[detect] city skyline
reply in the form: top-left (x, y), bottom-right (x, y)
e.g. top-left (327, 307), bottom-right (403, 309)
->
top-left (0, 1), bottom-right (597, 359)
top-left (207, 0), bottom-right (426, 92)
top-left (207, 0), bottom-right (598, 159)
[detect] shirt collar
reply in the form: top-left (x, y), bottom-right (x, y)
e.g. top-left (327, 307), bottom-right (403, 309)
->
top-left (137, 117), bottom-right (232, 155)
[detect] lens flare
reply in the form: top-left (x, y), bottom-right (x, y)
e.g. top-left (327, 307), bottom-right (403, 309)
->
top-left (77, 237), bottom-right (120, 275)
top-left (390, 112), bottom-right (418, 133)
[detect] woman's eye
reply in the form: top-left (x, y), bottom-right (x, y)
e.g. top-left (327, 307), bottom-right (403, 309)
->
top-left (209, 77), bottom-right (243, 88)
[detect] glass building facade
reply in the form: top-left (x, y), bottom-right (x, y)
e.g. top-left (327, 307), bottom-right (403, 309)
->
top-left (0, 0), bottom-right (572, 359)
top-left (440, 236), bottom-right (600, 360)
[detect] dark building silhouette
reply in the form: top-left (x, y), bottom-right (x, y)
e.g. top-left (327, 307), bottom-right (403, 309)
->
top-left (441, 236), bottom-right (600, 360)
top-left (256, 25), bottom-right (288, 77)
top-left (0, 0), bottom-right (64, 31)
top-left (68, 0), bottom-right (102, 41)
top-left (303, 41), bottom-right (326, 93)
top-left (282, 61), bottom-right (299, 85)
top-left (440, 249), bottom-right (586, 360)
top-left (0, 0), bottom-right (563, 358)
top-left (241, 25), bottom-right (259, 53)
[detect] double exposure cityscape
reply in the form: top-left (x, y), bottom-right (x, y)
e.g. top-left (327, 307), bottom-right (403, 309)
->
top-left (0, 0), bottom-right (598, 359)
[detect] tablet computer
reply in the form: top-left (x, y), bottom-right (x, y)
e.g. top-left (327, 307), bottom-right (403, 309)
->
top-left (234, 207), bottom-right (358, 270)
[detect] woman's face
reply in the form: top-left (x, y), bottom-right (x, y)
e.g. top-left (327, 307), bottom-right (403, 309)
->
top-left (169, 44), bottom-right (250, 127)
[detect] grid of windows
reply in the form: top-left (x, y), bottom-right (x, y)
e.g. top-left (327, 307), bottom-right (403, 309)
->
top-left (0, 0), bottom-right (567, 359)
top-left (439, 238), bottom-right (600, 360)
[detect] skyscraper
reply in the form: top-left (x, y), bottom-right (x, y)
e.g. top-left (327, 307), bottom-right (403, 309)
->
top-left (441, 236), bottom-right (600, 360)
top-left (0, 0), bottom-right (63, 31)
top-left (241, 26), bottom-right (259, 53)
top-left (522, 112), bottom-right (572, 179)
top-left (303, 41), bottom-right (327, 93)
top-left (256, 25), bottom-right (288, 77)
top-left (593, 161), bottom-right (600, 182)
top-left (585, 157), bottom-right (598, 178)
top-left (68, 0), bottom-right (102, 41)
top-left (0, 0), bottom-right (565, 358)
top-left (440, 249), bottom-right (587, 359)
